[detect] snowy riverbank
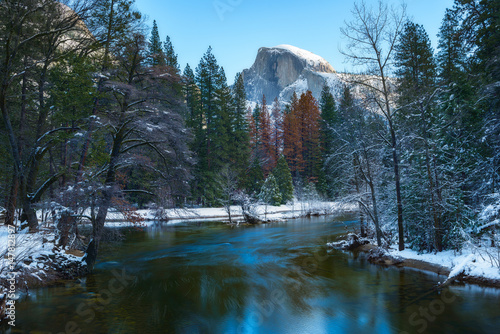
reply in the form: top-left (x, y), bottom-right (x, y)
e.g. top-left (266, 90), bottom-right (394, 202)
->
top-left (388, 247), bottom-right (500, 285)
top-left (328, 236), bottom-right (500, 288)
top-left (86, 200), bottom-right (354, 225)
top-left (1, 201), bottom-right (351, 294)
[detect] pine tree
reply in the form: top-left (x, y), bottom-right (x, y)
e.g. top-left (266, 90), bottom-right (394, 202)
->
top-left (148, 20), bottom-right (165, 66)
top-left (212, 67), bottom-right (233, 167)
top-left (258, 95), bottom-right (275, 175)
top-left (232, 73), bottom-right (251, 182)
top-left (248, 106), bottom-right (259, 153)
top-left (259, 174), bottom-right (282, 206)
top-left (164, 35), bottom-right (180, 72)
top-left (195, 46), bottom-right (220, 170)
top-left (271, 97), bottom-right (283, 164)
top-left (437, 9), bottom-right (466, 84)
top-left (319, 85), bottom-right (337, 196)
top-left (183, 64), bottom-right (200, 128)
top-left (395, 21), bottom-right (443, 251)
top-left (396, 22), bottom-right (436, 95)
top-left (319, 85), bottom-right (337, 155)
top-left (192, 46), bottom-right (224, 204)
top-left (273, 155), bottom-right (294, 203)
top-left (245, 157), bottom-right (264, 195)
top-left (190, 48), bottom-right (239, 205)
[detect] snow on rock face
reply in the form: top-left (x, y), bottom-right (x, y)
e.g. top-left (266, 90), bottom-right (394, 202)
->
top-left (242, 45), bottom-right (339, 103)
top-left (273, 45), bottom-right (335, 73)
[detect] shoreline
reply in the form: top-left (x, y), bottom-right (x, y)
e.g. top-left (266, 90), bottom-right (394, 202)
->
top-left (329, 239), bottom-right (500, 289)
top-left (1, 206), bottom-right (345, 322)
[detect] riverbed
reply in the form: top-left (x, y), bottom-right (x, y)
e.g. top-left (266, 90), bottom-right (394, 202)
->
top-left (6, 216), bottom-right (500, 333)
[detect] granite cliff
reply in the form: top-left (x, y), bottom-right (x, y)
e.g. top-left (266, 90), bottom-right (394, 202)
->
top-left (241, 45), bottom-right (341, 103)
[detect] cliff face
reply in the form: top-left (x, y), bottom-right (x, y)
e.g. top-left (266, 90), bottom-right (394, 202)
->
top-left (242, 45), bottom-right (338, 103)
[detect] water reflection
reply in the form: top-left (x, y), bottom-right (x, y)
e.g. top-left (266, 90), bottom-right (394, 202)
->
top-left (6, 217), bottom-right (500, 334)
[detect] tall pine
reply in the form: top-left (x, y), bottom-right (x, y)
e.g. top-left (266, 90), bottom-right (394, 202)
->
top-left (232, 73), bottom-right (251, 183)
top-left (319, 85), bottom-right (337, 197)
top-left (273, 155), bottom-right (294, 203)
top-left (148, 20), bottom-right (165, 66)
top-left (164, 35), bottom-right (180, 72)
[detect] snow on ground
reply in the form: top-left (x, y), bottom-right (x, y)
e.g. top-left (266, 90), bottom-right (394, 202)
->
top-left (1, 201), bottom-right (351, 291)
top-left (104, 201), bottom-right (353, 225)
top-left (388, 247), bottom-right (500, 281)
top-left (0, 225), bottom-right (84, 295)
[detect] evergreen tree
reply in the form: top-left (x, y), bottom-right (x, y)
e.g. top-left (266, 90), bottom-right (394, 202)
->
top-left (148, 20), bottom-right (165, 66)
top-left (248, 106), bottom-right (259, 153)
top-left (212, 67), bottom-right (233, 167)
top-left (252, 102), bottom-right (261, 133)
top-left (319, 85), bottom-right (337, 154)
top-left (271, 97), bottom-right (283, 164)
top-left (195, 46), bottom-right (220, 169)
top-left (395, 21), bottom-right (444, 251)
top-left (258, 95), bottom-right (275, 175)
top-left (183, 64), bottom-right (200, 128)
top-left (191, 47), bottom-right (236, 204)
top-left (273, 155), bottom-right (294, 203)
top-left (245, 157), bottom-right (264, 195)
top-left (164, 35), bottom-right (180, 72)
top-left (232, 73), bottom-right (251, 182)
top-left (437, 9), bottom-right (466, 84)
top-left (86, 0), bottom-right (143, 71)
top-left (395, 22), bottom-right (436, 95)
top-left (259, 174), bottom-right (282, 206)
top-left (319, 85), bottom-right (337, 197)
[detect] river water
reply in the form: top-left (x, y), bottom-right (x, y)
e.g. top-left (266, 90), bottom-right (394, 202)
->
top-left (7, 216), bottom-right (500, 333)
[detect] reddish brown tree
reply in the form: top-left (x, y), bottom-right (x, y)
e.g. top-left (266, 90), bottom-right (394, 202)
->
top-left (283, 91), bottom-right (322, 181)
top-left (283, 92), bottom-right (303, 176)
top-left (298, 91), bottom-right (322, 182)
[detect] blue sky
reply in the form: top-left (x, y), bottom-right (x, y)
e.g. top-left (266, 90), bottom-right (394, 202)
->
top-left (135, 0), bottom-right (454, 84)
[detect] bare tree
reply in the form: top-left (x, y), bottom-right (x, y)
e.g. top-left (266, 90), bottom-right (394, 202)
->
top-left (340, 0), bottom-right (407, 250)
top-left (328, 85), bottom-right (386, 245)
top-left (217, 165), bottom-right (238, 223)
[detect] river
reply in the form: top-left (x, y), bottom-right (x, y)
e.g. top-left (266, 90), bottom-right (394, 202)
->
top-left (7, 216), bottom-right (500, 333)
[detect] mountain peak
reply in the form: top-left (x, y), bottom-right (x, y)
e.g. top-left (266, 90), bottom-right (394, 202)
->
top-left (242, 45), bottom-right (339, 103)
top-left (271, 45), bottom-right (335, 73)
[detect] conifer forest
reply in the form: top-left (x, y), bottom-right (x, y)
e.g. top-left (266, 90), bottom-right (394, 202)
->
top-left (1, 1), bottom-right (500, 332)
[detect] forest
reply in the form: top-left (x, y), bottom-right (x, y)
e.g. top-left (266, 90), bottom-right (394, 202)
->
top-left (0, 0), bottom-right (499, 268)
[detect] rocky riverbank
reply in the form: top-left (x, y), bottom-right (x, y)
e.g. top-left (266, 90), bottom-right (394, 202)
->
top-left (0, 227), bottom-right (87, 322)
top-left (328, 234), bottom-right (500, 289)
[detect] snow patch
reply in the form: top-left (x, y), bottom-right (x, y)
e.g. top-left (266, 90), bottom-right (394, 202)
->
top-left (389, 248), bottom-right (500, 281)
top-left (273, 44), bottom-right (334, 72)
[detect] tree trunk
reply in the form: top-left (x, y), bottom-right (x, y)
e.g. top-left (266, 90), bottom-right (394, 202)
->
top-left (1, 90), bottom-right (24, 228)
top-left (85, 190), bottom-right (112, 270)
top-left (85, 116), bottom-right (125, 270)
top-left (389, 123), bottom-right (404, 251)
top-left (4, 175), bottom-right (18, 226)
top-left (367, 176), bottom-right (382, 247)
top-left (359, 152), bottom-right (382, 246)
top-left (422, 109), bottom-right (443, 251)
top-left (353, 155), bottom-right (366, 237)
